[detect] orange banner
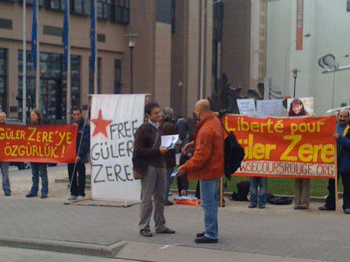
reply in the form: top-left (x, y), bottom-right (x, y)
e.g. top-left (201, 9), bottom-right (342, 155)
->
top-left (224, 115), bottom-right (337, 179)
top-left (0, 125), bottom-right (77, 163)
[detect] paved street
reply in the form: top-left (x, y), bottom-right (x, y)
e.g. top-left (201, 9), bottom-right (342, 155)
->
top-left (0, 165), bottom-right (349, 261)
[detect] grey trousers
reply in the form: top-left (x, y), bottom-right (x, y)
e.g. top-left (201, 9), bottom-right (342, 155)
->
top-left (294, 178), bottom-right (310, 208)
top-left (139, 165), bottom-right (167, 232)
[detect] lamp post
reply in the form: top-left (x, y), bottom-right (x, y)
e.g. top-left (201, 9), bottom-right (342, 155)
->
top-left (292, 68), bottom-right (301, 97)
top-left (284, 33), bottom-right (311, 96)
top-left (125, 33), bottom-right (139, 94)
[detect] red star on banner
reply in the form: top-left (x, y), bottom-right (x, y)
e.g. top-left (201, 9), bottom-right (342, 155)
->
top-left (91, 109), bottom-right (113, 138)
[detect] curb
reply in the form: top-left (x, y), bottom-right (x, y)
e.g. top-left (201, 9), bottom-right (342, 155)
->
top-left (0, 236), bottom-right (126, 258)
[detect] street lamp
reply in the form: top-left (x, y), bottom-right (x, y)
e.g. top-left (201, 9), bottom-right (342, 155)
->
top-left (292, 68), bottom-right (301, 98)
top-left (125, 33), bottom-right (139, 94)
top-left (284, 33), bottom-right (311, 96)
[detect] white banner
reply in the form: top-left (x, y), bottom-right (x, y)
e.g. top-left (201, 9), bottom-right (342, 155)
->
top-left (90, 94), bottom-right (146, 201)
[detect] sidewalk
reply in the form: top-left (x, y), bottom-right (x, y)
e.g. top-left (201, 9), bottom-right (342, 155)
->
top-left (0, 165), bottom-right (348, 262)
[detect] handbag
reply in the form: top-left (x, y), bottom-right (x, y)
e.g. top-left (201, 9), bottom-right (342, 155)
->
top-left (133, 166), bottom-right (146, 180)
top-left (132, 127), bottom-right (160, 180)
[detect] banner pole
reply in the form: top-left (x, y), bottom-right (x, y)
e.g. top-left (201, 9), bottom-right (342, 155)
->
top-left (220, 177), bottom-right (224, 207)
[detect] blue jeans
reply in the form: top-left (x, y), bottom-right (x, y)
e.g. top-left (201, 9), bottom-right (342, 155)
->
top-left (0, 162), bottom-right (10, 194)
top-left (165, 167), bottom-right (174, 201)
top-left (30, 163), bottom-right (48, 195)
top-left (200, 178), bottom-right (220, 239)
top-left (249, 177), bottom-right (267, 205)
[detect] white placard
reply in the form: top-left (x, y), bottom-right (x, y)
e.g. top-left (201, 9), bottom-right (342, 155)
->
top-left (257, 99), bottom-right (283, 116)
top-left (161, 134), bottom-right (179, 149)
top-left (90, 94), bottom-right (147, 201)
top-left (287, 97), bottom-right (314, 116)
top-left (237, 99), bottom-right (256, 116)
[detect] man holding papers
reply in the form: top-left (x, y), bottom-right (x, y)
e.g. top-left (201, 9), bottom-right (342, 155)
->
top-left (133, 102), bottom-right (175, 237)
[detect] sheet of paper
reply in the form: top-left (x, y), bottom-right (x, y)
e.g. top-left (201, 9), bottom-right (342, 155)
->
top-left (237, 99), bottom-right (257, 116)
top-left (170, 170), bottom-right (178, 177)
top-left (161, 134), bottom-right (179, 149)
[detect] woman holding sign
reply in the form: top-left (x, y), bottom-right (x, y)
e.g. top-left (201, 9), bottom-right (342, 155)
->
top-left (26, 109), bottom-right (49, 199)
top-left (288, 99), bottom-right (310, 210)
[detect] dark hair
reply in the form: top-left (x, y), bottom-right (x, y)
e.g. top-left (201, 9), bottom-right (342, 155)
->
top-left (145, 102), bottom-right (160, 115)
top-left (288, 98), bottom-right (307, 116)
top-left (72, 108), bottom-right (82, 113)
top-left (30, 109), bottom-right (44, 124)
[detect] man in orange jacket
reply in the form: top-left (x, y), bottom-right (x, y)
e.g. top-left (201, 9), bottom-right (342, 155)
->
top-left (178, 99), bottom-right (224, 243)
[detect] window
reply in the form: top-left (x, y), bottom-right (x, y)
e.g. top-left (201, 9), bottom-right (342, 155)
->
top-left (171, 0), bottom-right (176, 34)
top-left (112, 0), bottom-right (130, 24)
top-left (47, 0), bottom-right (65, 11)
top-left (18, 50), bottom-right (81, 120)
top-left (0, 49), bottom-right (7, 113)
top-left (114, 59), bottom-right (122, 94)
top-left (97, 0), bottom-right (111, 19)
top-left (72, 0), bottom-right (89, 15)
top-left (18, 0), bottom-right (45, 6)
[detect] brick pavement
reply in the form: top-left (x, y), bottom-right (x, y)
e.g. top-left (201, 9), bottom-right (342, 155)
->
top-left (0, 165), bottom-right (349, 262)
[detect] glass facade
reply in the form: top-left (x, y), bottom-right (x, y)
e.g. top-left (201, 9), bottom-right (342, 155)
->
top-left (0, 49), bottom-right (7, 113)
top-left (18, 50), bottom-right (81, 121)
top-left (0, 0), bottom-right (130, 24)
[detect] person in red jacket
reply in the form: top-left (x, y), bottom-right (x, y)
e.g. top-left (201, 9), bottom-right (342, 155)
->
top-left (177, 99), bottom-right (224, 244)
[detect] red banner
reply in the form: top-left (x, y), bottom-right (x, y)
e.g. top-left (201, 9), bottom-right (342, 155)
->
top-left (0, 125), bottom-right (77, 163)
top-left (296, 0), bottom-right (304, 50)
top-left (224, 115), bottom-right (337, 179)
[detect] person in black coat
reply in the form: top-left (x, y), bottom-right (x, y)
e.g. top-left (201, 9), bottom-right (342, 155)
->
top-left (67, 108), bottom-right (90, 201)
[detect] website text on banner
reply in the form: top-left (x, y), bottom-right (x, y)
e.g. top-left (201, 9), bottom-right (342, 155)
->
top-left (0, 125), bottom-right (77, 163)
top-left (224, 115), bottom-right (337, 179)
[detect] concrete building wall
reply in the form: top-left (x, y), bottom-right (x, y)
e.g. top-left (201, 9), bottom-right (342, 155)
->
top-left (221, 0), bottom-right (251, 94)
top-left (155, 22), bottom-right (171, 107)
top-left (266, 0), bottom-right (350, 114)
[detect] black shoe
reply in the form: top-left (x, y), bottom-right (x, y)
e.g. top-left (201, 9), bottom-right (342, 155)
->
top-left (195, 236), bottom-right (218, 244)
top-left (26, 192), bottom-right (38, 198)
top-left (258, 204), bottom-right (266, 209)
top-left (4, 192), bottom-right (11, 196)
top-left (140, 229), bottom-right (153, 237)
top-left (165, 200), bottom-right (174, 206)
top-left (344, 209), bottom-right (350, 214)
top-left (248, 204), bottom-right (257, 208)
top-left (41, 194), bottom-right (48, 199)
top-left (196, 231), bottom-right (205, 238)
top-left (319, 205), bottom-right (335, 211)
top-left (156, 227), bottom-right (175, 234)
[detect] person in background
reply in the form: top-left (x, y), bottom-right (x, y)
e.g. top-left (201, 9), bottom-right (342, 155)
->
top-left (0, 112), bottom-right (11, 196)
top-left (319, 109), bottom-right (349, 211)
top-left (161, 107), bottom-right (176, 206)
top-left (248, 177), bottom-right (267, 209)
top-left (177, 133), bottom-right (195, 197)
top-left (67, 108), bottom-right (90, 201)
top-left (175, 116), bottom-right (189, 152)
top-left (320, 109), bottom-right (350, 214)
top-left (178, 99), bottom-right (224, 244)
top-left (26, 109), bottom-right (48, 199)
top-left (288, 98), bottom-right (310, 209)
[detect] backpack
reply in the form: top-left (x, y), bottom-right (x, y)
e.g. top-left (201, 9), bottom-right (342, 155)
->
top-left (224, 131), bottom-right (245, 179)
top-left (266, 193), bottom-right (293, 205)
top-left (218, 110), bottom-right (245, 179)
top-left (228, 181), bottom-right (250, 201)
